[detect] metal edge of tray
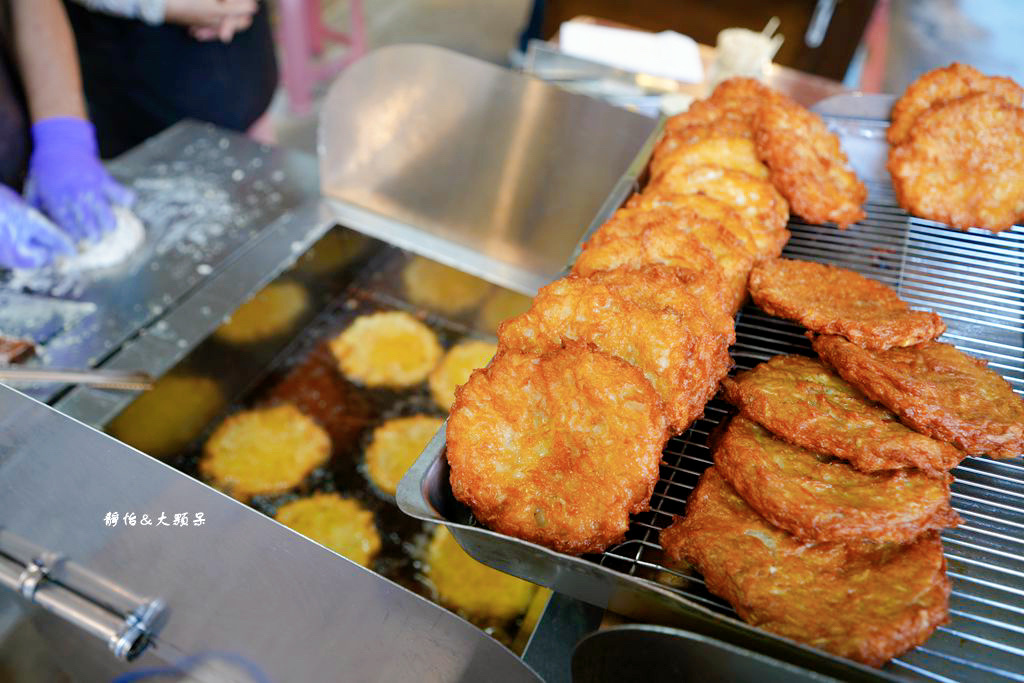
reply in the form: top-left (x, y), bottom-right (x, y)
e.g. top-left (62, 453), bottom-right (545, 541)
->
top-left (396, 91), bottom-right (922, 681)
top-left (572, 624), bottom-right (842, 683)
top-left (52, 200), bottom-right (334, 428)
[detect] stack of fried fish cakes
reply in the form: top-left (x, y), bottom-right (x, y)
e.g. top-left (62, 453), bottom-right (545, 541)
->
top-left (664, 258), bottom-right (1024, 667)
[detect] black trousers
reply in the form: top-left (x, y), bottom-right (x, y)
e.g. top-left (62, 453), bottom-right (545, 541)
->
top-left (64, 2), bottom-right (278, 158)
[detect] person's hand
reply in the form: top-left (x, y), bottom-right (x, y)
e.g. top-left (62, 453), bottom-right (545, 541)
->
top-left (165, 0), bottom-right (257, 38)
top-left (25, 118), bottom-right (135, 244)
top-left (189, 12), bottom-right (254, 42)
top-left (0, 185), bottom-right (75, 269)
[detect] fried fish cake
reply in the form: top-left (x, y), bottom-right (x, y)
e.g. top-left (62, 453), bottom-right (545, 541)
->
top-left (424, 526), bottom-right (537, 621)
top-left (715, 416), bottom-right (960, 543)
top-left (660, 468), bottom-right (951, 668)
top-left (625, 191), bottom-right (763, 256)
top-left (650, 137), bottom-right (768, 181)
top-left (755, 100), bottom-right (867, 229)
top-left (275, 493), bottom-right (381, 567)
top-left (498, 270), bottom-right (732, 430)
top-left (813, 335), bottom-right (1024, 458)
top-left (447, 346), bottom-right (668, 554)
top-left (109, 375), bottom-right (224, 460)
top-left (429, 340), bottom-right (498, 411)
top-left (402, 256), bottom-right (492, 315)
top-left (888, 62), bottom-right (1024, 146)
top-left (748, 258), bottom-right (946, 349)
top-left (647, 165), bottom-right (789, 243)
top-left (722, 355), bottom-right (965, 475)
top-left (214, 281), bottom-right (308, 344)
top-left (888, 92), bottom-right (1024, 232)
top-left (329, 311), bottom-right (443, 388)
top-left (579, 206), bottom-right (754, 313)
top-left (476, 288), bottom-right (534, 336)
top-left (651, 120), bottom-right (755, 163)
top-left (364, 415), bottom-right (444, 495)
top-left (201, 404), bottom-right (331, 501)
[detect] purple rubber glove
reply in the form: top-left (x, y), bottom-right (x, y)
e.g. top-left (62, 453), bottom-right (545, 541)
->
top-left (26, 118), bottom-right (135, 243)
top-left (0, 184), bottom-right (75, 269)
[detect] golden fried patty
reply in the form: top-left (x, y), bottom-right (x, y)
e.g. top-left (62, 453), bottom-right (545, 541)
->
top-left (476, 288), bottom-right (534, 336)
top-left (109, 375), bottom-right (224, 460)
top-left (329, 311), bottom-right (442, 388)
top-left (214, 281), bottom-right (308, 344)
top-left (402, 256), bottom-right (491, 315)
top-left (429, 340), bottom-right (498, 411)
top-left (364, 414), bottom-right (444, 495)
top-left (813, 335), bottom-right (1024, 458)
top-left (650, 137), bottom-right (768, 181)
top-left (424, 526), bottom-right (537, 621)
top-left (722, 355), bottom-right (965, 475)
top-left (748, 258), bottom-right (946, 349)
top-left (275, 493), bottom-right (381, 567)
top-left (888, 92), bottom-right (1024, 232)
top-left (755, 99), bottom-right (866, 229)
top-left (498, 269), bottom-right (733, 431)
top-left (577, 206), bottom-right (753, 313)
top-left (625, 191), bottom-right (762, 257)
top-left (660, 468), bottom-right (951, 668)
top-left (201, 404), bottom-right (331, 500)
top-left (646, 165), bottom-right (789, 250)
top-left (714, 416), bottom-right (960, 543)
top-left (888, 62), bottom-right (1024, 146)
top-left (447, 346), bottom-right (668, 554)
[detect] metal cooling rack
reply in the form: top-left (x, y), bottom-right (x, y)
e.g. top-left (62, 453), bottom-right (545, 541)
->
top-left (599, 178), bottom-right (1024, 682)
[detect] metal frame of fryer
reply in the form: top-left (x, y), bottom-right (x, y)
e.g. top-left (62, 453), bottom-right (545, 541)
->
top-left (398, 94), bottom-right (1024, 683)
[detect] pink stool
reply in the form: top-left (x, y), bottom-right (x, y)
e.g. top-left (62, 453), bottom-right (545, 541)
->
top-left (277, 0), bottom-right (366, 115)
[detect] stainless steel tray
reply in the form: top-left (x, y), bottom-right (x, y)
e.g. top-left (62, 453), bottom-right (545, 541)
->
top-left (397, 94), bottom-right (1024, 682)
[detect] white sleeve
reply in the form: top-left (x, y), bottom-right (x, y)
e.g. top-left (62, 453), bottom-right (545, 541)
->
top-left (66, 0), bottom-right (166, 25)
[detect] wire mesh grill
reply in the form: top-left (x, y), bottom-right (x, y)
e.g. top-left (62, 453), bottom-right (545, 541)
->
top-left (597, 178), bottom-right (1024, 682)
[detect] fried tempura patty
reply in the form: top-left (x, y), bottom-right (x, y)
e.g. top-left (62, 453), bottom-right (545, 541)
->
top-left (888, 62), bottom-right (1024, 146)
top-left (650, 137), bottom-right (768, 180)
top-left (646, 165), bottom-right (789, 243)
top-left (755, 100), bottom-right (866, 229)
top-left (429, 340), bottom-right (498, 411)
top-left (214, 281), bottom-right (308, 344)
top-left (626, 191), bottom-right (779, 258)
top-left (498, 269), bottom-right (733, 430)
top-left (888, 92), bottom-right (1024, 232)
top-left (578, 206), bottom-right (754, 313)
top-left (715, 416), bottom-right (960, 543)
top-left (201, 404), bottom-right (331, 500)
top-left (275, 493), bottom-right (381, 567)
top-left (109, 375), bottom-right (224, 459)
top-left (447, 346), bottom-right (668, 554)
top-left (402, 255), bottom-right (491, 314)
top-left (660, 468), bottom-right (951, 668)
top-left (424, 526), bottom-right (537, 621)
top-left (813, 335), bottom-right (1024, 458)
top-left (329, 311), bottom-right (442, 387)
top-left (748, 259), bottom-right (946, 349)
top-left (364, 415), bottom-right (444, 495)
top-left (722, 356), bottom-right (965, 475)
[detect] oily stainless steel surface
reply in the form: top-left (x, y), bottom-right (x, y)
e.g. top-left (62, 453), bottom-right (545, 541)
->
top-left (0, 368), bottom-right (154, 391)
top-left (0, 121), bottom-right (319, 405)
top-left (319, 44), bottom-right (658, 296)
top-left (53, 200), bottom-right (334, 428)
top-left (0, 385), bottom-right (541, 682)
top-left (573, 625), bottom-right (838, 683)
top-left (398, 93), bottom-right (1024, 682)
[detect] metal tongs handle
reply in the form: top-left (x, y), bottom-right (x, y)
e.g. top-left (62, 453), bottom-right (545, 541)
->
top-left (0, 367), bottom-right (154, 391)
